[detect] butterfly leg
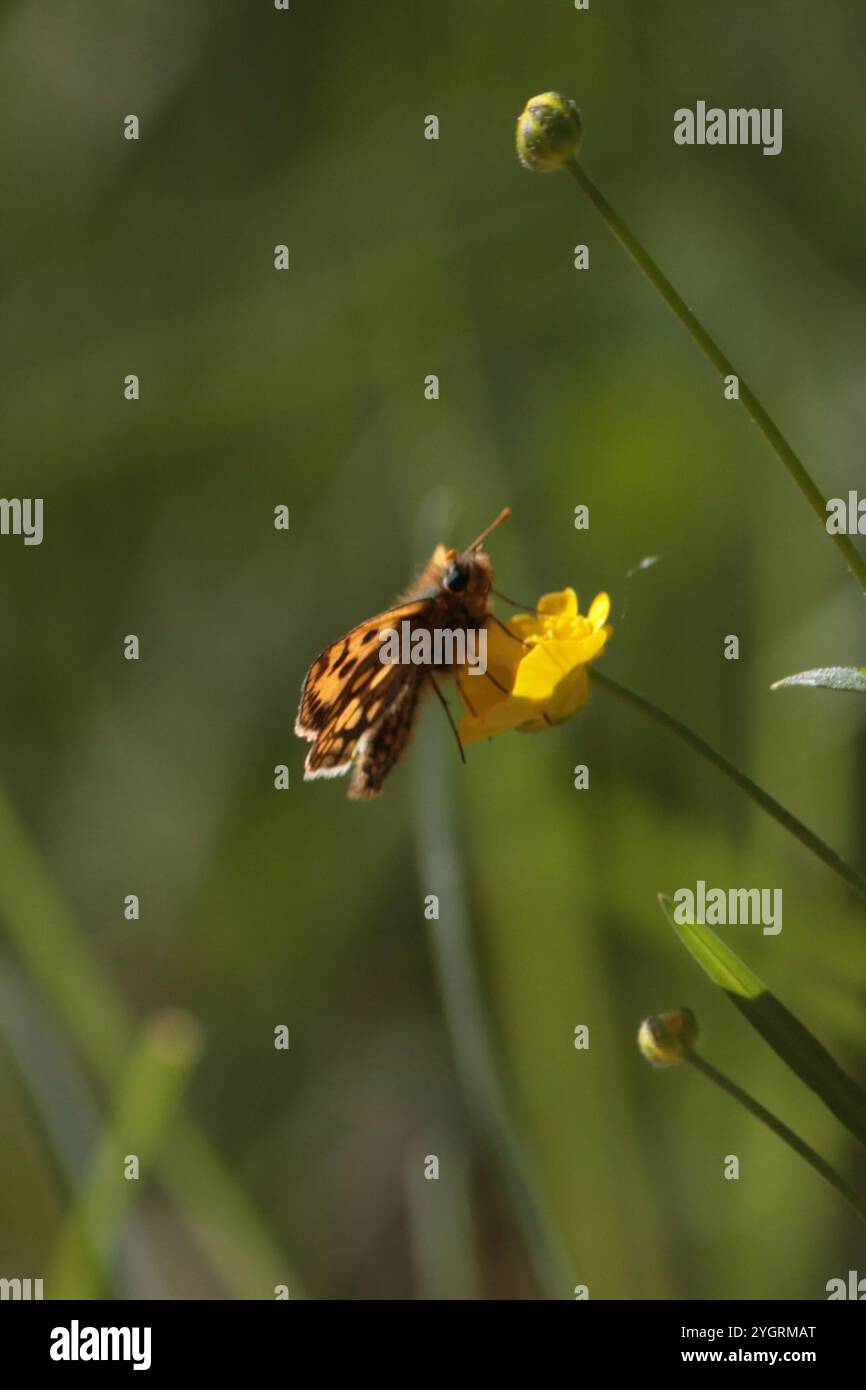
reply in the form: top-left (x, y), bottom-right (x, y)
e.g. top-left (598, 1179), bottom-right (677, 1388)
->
top-left (487, 613), bottom-right (531, 648)
top-left (482, 670), bottom-right (510, 695)
top-left (426, 671), bottom-right (466, 765)
top-left (455, 674), bottom-right (478, 718)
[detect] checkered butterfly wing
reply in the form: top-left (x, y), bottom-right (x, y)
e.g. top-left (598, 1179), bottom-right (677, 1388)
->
top-left (295, 598), bottom-right (439, 798)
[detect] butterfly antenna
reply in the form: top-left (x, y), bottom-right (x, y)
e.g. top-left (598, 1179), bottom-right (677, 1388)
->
top-left (466, 506), bottom-right (511, 551)
top-left (487, 612), bottom-right (531, 647)
top-left (491, 587), bottom-right (544, 615)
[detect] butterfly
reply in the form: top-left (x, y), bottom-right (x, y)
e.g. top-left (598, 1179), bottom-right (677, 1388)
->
top-left (295, 508), bottom-right (512, 799)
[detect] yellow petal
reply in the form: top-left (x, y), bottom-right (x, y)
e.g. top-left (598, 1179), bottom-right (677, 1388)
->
top-left (538, 663), bottom-right (590, 723)
top-left (508, 613), bottom-right (542, 642)
top-left (459, 693), bottom-right (539, 745)
top-left (587, 591), bottom-right (611, 628)
top-left (537, 587), bottom-right (578, 619)
top-left (513, 631), bottom-right (607, 700)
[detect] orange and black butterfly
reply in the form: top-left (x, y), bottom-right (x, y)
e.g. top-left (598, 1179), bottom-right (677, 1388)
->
top-left (295, 508), bottom-right (512, 799)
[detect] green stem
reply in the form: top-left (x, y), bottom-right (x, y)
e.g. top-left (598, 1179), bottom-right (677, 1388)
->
top-left (686, 1052), bottom-right (866, 1225)
top-left (564, 157), bottom-right (866, 597)
top-left (591, 668), bottom-right (866, 902)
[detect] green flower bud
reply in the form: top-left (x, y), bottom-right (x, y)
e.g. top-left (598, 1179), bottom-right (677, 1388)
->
top-left (516, 92), bottom-right (582, 172)
top-left (637, 1009), bottom-right (699, 1067)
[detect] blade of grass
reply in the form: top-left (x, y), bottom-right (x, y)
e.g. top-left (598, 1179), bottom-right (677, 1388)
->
top-left (0, 970), bottom-right (169, 1297)
top-left (411, 714), bottom-right (573, 1298)
top-left (49, 1011), bottom-right (202, 1298)
top-left (658, 894), bottom-right (866, 1149)
top-left (0, 782), bottom-right (307, 1299)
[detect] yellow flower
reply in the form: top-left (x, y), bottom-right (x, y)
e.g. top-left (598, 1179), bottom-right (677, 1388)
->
top-left (457, 588), bottom-right (612, 745)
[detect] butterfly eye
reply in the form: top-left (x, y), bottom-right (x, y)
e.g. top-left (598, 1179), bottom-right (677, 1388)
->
top-left (443, 561), bottom-right (470, 593)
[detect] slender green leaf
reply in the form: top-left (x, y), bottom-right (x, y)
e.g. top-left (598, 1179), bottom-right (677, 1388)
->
top-left (770, 666), bottom-right (866, 693)
top-left (658, 894), bottom-right (866, 1149)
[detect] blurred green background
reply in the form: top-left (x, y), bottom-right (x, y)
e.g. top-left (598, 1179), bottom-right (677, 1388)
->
top-left (1, 0), bottom-right (865, 1299)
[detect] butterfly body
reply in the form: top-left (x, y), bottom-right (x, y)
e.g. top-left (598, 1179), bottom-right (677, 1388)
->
top-left (295, 511), bottom-right (509, 799)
